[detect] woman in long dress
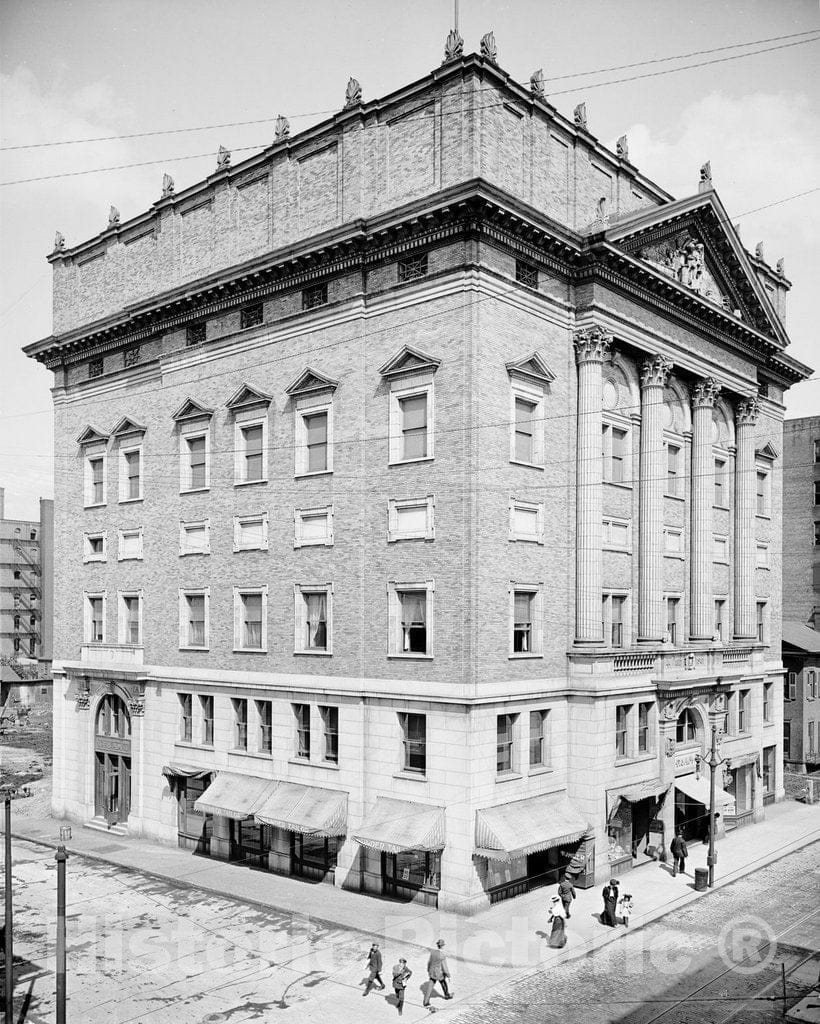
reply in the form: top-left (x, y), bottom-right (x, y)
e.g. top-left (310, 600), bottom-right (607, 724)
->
top-left (601, 878), bottom-right (619, 927)
top-left (547, 895), bottom-right (567, 948)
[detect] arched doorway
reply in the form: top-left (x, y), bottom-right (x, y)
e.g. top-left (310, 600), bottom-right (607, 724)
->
top-left (673, 706), bottom-right (708, 841)
top-left (94, 694), bottom-right (132, 825)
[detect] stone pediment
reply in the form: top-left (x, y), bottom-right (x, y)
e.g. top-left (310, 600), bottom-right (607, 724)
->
top-left (171, 398), bottom-right (214, 422)
top-left (76, 425), bottom-right (109, 446)
top-left (285, 367), bottom-right (339, 397)
top-left (755, 441), bottom-right (779, 461)
top-left (110, 416), bottom-right (147, 437)
top-left (605, 191), bottom-right (788, 344)
top-left (225, 382), bottom-right (272, 411)
top-left (506, 352), bottom-right (556, 389)
top-left (378, 345), bottom-right (441, 380)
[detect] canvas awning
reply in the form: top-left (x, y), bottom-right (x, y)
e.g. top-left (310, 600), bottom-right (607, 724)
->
top-left (606, 780), bottom-right (669, 821)
top-left (475, 794), bottom-right (589, 862)
top-left (254, 782), bottom-right (348, 836)
top-left (675, 773), bottom-right (734, 808)
top-left (194, 771), bottom-right (276, 820)
top-left (352, 798), bottom-right (445, 854)
top-left (728, 751), bottom-right (760, 770)
top-left (162, 763), bottom-right (213, 781)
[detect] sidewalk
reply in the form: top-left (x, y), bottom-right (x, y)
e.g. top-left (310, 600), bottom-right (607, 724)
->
top-left (5, 799), bottom-right (819, 976)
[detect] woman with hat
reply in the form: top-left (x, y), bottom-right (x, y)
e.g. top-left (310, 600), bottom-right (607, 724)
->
top-left (547, 894), bottom-right (567, 948)
top-left (601, 877), bottom-right (619, 927)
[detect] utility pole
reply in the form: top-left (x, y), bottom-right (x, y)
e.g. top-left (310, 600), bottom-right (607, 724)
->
top-left (704, 725), bottom-right (728, 888)
top-left (4, 793), bottom-right (13, 1024)
top-left (55, 845), bottom-right (67, 1024)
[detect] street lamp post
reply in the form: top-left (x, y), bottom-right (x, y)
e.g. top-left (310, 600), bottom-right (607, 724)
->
top-left (55, 846), bottom-right (67, 1024)
top-left (4, 792), bottom-right (13, 1024)
top-left (703, 725), bottom-right (729, 888)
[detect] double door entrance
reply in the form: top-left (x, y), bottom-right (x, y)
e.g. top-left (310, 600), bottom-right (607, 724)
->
top-left (94, 693), bottom-right (132, 826)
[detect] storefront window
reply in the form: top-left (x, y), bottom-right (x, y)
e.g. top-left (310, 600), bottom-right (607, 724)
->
top-left (762, 746), bottom-right (775, 793)
top-left (177, 776), bottom-right (212, 841)
top-left (383, 850), bottom-right (441, 891)
top-left (291, 833), bottom-right (338, 876)
top-left (230, 819), bottom-right (271, 861)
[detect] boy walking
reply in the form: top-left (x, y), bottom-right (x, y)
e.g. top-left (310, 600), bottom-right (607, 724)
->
top-left (392, 958), bottom-right (412, 1016)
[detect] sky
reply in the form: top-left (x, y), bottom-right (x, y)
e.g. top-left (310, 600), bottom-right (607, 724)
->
top-left (1, 0), bottom-right (818, 519)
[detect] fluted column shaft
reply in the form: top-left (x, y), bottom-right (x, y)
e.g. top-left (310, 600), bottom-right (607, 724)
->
top-left (574, 326), bottom-right (611, 645)
top-left (690, 379), bottom-right (721, 640)
top-left (734, 397), bottom-right (759, 639)
top-left (638, 355), bottom-right (673, 643)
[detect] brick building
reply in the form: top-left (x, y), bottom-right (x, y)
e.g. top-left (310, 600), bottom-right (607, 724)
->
top-left (781, 416), bottom-right (820, 770)
top-left (25, 36), bottom-right (811, 912)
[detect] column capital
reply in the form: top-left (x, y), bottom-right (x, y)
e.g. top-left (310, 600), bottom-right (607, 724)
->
top-left (692, 377), bottom-right (721, 409)
top-left (640, 354), bottom-right (673, 389)
top-left (573, 325), bottom-right (612, 365)
top-left (736, 395), bottom-right (759, 426)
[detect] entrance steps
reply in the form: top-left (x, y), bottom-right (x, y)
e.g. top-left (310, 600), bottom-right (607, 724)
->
top-left (83, 815), bottom-right (129, 838)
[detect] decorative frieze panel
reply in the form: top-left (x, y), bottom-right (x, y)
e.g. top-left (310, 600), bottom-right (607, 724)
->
top-left (638, 230), bottom-right (730, 310)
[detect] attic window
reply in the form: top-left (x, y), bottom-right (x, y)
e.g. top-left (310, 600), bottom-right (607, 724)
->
top-left (240, 304), bottom-right (264, 330)
top-left (515, 260), bottom-right (538, 289)
top-left (89, 357), bottom-right (104, 379)
top-left (123, 346), bottom-right (140, 368)
top-left (187, 323), bottom-right (206, 347)
top-left (302, 283), bottom-right (328, 310)
top-left (398, 253), bottom-right (428, 283)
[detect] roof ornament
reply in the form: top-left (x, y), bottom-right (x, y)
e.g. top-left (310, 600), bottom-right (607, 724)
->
top-left (443, 27), bottom-right (464, 62)
top-left (161, 173), bottom-right (175, 199)
top-left (216, 145), bottom-right (231, 170)
top-left (108, 206), bottom-right (120, 228)
top-left (530, 69), bottom-right (546, 99)
top-left (590, 196), bottom-right (609, 231)
top-left (344, 77), bottom-right (362, 108)
top-left (698, 160), bottom-right (712, 192)
top-left (616, 135), bottom-right (629, 161)
top-left (53, 231), bottom-right (66, 254)
top-left (573, 102), bottom-right (588, 130)
top-left (274, 114), bottom-right (290, 142)
top-left (755, 241), bottom-right (766, 262)
top-left (776, 257), bottom-right (785, 276)
top-left (480, 31), bottom-right (497, 63)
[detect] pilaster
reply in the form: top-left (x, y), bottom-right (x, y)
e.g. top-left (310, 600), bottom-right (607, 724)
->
top-left (690, 379), bottom-right (721, 640)
top-left (734, 396), bottom-right (759, 639)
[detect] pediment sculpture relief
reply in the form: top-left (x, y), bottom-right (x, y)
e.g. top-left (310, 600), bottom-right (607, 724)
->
top-left (637, 231), bottom-right (732, 312)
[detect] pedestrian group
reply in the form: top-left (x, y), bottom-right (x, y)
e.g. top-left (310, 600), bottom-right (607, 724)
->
top-left (362, 938), bottom-right (452, 1015)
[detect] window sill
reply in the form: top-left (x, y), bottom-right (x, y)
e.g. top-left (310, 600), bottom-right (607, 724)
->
top-left (179, 550), bottom-right (210, 557)
top-left (232, 647), bottom-right (268, 654)
top-left (664, 493), bottom-right (686, 503)
top-left (756, 565), bottom-right (771, 572)
top-left (393, 770), bottom-right (427, 782)
top-left (510, 536), bottom-right (545, 545)
top-left (83, 557), bottom-right (107, 564)
top-left (287, 757), bottom-right (312, 768)
top-left (294, 540), bottom-right (334, 548)
top-left (295, 470), bottom-right (333, 480)
top-left (496, 771), bottom-right (523, 783)
top-left (234, 750), bottom-right (273, 761)
top-left (174, 740), bottom-right (213, 751)
top-left (509, 459), bottom-right (544, 471)
top-left (509, 652), bottom-right (543, 660)
top-left (387, 653), bottom-right (434, 660)
top-left (713, 504), bottom-right (731, 512)
top-left (528, 765), bottom-right (554, 778)
top-left (234, 479), bottom-right (268, 488)
top-left (603, 481), bottom-right (632, 491)
top-left (294, 649), bottom-right (333, 657)
top-left (315, 760), bottom-right (340, 771)
top-left (389, 456), bottom-right (435, 467)
top-left (713, 559), bottom-right (729, 566)
top-left (227, 747), bottom-right (251, 756)
top-left (118, 556), bottom-right (143, 562)
top-left (119, 497), bottom-right (143, 505)
top-left (604, 545), bottom-right (632, 555)
top-left (763, 720), bottom-right (775, 727)
top-left (84, 502), bottom-right (107, 510)
top-left (614, 752), bottom-right (656, 767)
top-left (180, 487), bottom-right (210, 495)
top-left (179, 645), bottom-right (209, 653)
top-left (388, 535), bottom-right (435, 543)
top-left (756, 514), bottom-right (771, 522)
top-left (233, 546), bottom-right (269, 554)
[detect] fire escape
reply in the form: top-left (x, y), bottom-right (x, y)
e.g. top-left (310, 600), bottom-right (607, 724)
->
top-left (1, 531), bottom-right (42, 682)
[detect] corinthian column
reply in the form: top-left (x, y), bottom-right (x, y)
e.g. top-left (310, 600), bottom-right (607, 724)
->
top-left (734, 396), bottom-right (759, 639)
top-left (638, 354), bottom-right (673, 643)
top-left (573, 325), bottom-right (611, 645)
top-left (690, 378), bottom-right (721, 640)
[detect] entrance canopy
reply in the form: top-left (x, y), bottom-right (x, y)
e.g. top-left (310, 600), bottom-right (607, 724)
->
top-left (162, 763), bottom-right (212, 781)
top-left (475, 794), bottom-right (589, 862)
top-left (254, 782), bottom-right (347, 836)
top-left (194, 771), bottom-right (275, 820)
top-left (675, 773), bottom-right (734, 809)
top-left (352, 798), bottom-right (445, 854)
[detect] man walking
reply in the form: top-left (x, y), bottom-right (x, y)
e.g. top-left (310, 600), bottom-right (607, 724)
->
top-left (363, 941), bottom-right (386, 996)
top-left (670, 830), bottom-right (688, 877)
top-left (422, 938), bottom-right (452, 1009)
top-left (392, 957), bottom-right (412, 1016)
top-left (557, 874), bottom-right (576, 919)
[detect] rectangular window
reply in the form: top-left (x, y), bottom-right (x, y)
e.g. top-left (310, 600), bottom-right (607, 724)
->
top-left (814, 522), bottom-right (820, 547)
top-left (389, 496), bottom-right (435, 542)
top-left (303, 591), bottom-right (328, 651)
top-left (785, 671), bottom-right (796, 701)
top-left (400, 712), bottom-right (426, 774)
top-left (615, 704), bottom-right (629, 758)
top-left (515, 259), bottom-right (538, 289)
top-left (294, 703), bottom-right (310, 759)
top-left (240, 303), bottom-right (263, 329)
top-left (179, 693), bottom-right (193, 743)
top-left (232, 698), bottom-right (248, 751)
top-left (756, 601), bottom-right (766, 643)
top-left (398, 589), bottom-right (428, 654)
top-left (529, 710), bottom-right (548, 768)
top-left (83, 532), bottom-right (107, 563)
top-left (200, 695), bottom-right (214, 745)
top-left (182, 592), bottom-right (207, 649)
top-left (294, 506), bottom-right (333, 547)
top-left (664, 527), bottom-right (683, 555)
top-left (398, 253), bottom-right (428, 282)
top-left (87, 595), bottom-right (105, 643)
top-left (86, 455), bottom-right (106, 506)
top-left (756, 471), bottom-right (768, 515)
top-left (610, 595), bottom-right (626, 648)
top-left (714, 458), bottom-right (726, 506)
top-left (666, 443), bottom-right (682, 497)
top-left (400, 393), bottom-right (428, 461)
top-left (119, 592), bottom-right (141, 645)
top-left (815, 439), bottom-right (820, 464)
top-left (783, 721), bottom-right (791, 759)
top-left (513, 590), bottom-right (534, 653)
top-left (179, 519), bottom-right (210, 556)
top-left (121, 448), bottom-right (142, 501)
top-left (186, 323), bottom-right (206, 347)
top-left (256, 700), bottom-right (272, 754)
top-left (514, 396), bottom-right (536, 464)
top-left (714, 599), bottom-right (726, 641)
top-left (763, 682), bottom-right (773, 722)
top-left (496, 713), bottom-right (516, 774)
top-left (738, 689), bottom-right (750, 733)
top-left (510, 500), bottom-right (543, 543)
top-left (756, 542), bottom-right (770, 569)
top-left (118, 528), bottom-right (143, 561)
top-left (302, 283), bottom-right (328, 310)
top-left (713, 535), bottom-right (729, 563)
top-left (234, 513), bottom-right (268, 552)
top-left (638, 701), bottom-right (653, 753)
top-left (184, 435), bottom-right (208, 491)
top-left (603, 516), bottom-right (630, 550)
top-left (320, 706), bottom-right (339, 764)
top-left (298, 409), bottom-right (330, 475)
top-left (815, 481), bottom-right (820, 506)
top-left (240, 423), bottom-right (265, 483)
top-left (234, 588), bottom-right (267, 652)
top-left (602, 423), bottom-right (629, 484)
top-left (810, 721), bottom-right (815, 757)
top-left (666, 597), bottom-right (680, 645)
top-left (763, 745), bottom-right (775, 793)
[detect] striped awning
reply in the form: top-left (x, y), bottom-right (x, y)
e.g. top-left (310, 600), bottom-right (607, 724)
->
top-left (475, 794), bottom-right (589, 862)
top-left (675, 773), bottom-right (735, 809)
top-left (353, 798), bottom-right (445, 854)
top-left (254, 783), bottom-right (347, 836)
top-left (194, 771), bottom-right (276, 820)
top-left (607, 780), bottom-right (669, 821)
top-left (162, 763), bottom-right (213, 781)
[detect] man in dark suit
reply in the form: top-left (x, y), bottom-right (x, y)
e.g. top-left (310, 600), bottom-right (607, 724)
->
top-left (670, 830), bottom-right (688, 877)
top-left (423, 938), bottom-right (452, 1007)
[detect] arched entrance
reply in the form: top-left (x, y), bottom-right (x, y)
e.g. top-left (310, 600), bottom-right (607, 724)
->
top-left (94, 694), bottom-right (132, 825)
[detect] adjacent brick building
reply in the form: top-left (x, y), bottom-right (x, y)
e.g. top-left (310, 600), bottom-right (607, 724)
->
top-left (25, 36), bottom-right (812, 912)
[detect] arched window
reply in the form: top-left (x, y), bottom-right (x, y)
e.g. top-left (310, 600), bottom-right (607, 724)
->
top-left (95, 694), bottom-right (131, 740)
top-left (676, 708), bottom-right (699, 744)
